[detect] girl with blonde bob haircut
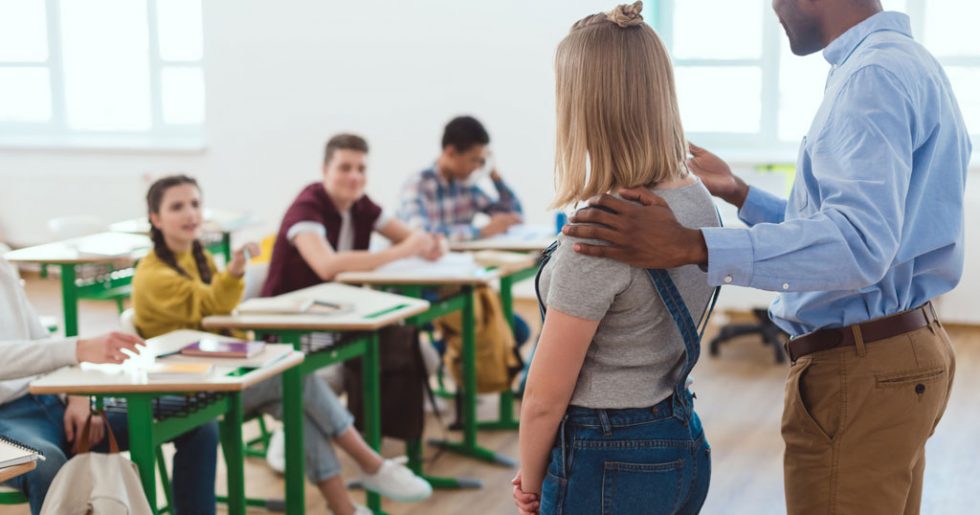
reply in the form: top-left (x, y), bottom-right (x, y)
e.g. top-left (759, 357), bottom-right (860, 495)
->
top-left (514, 3), bottom-right (719, 514)
top-left (551, 1), bottom-right (688, 208)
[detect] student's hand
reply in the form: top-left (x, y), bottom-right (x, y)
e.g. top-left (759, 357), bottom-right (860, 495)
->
top-left (398, 231), bottom-right (434, 258)
top-left (512, 471), bottom-right (540, 514)
top-left (480, 212), bottom-right (522, 238)
top-left (420, 234), bottom-right (447, 261)
top-left (64, 396), bottom-right (103, 452)
top-left (76, 332), bottom-right (143, 364)
top-left (564, 188), bottom-right (708, 269)
top-left (228, 242), bottom-right (261, 277)
top-left (686, 143), bottom-right (749, 208)
top-left (490, 168), bottom-right (502, 182)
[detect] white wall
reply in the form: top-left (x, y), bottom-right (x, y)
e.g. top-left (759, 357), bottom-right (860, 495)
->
top-left (1, 0), bottom-right (978, 322)
top-left (0, 0), bottom-right (609, 245)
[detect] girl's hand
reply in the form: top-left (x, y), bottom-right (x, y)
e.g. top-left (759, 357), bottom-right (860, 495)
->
top-left (512, 470), bottom-right (540, 514)
top-left (228, 242), bottom-right (261, 277)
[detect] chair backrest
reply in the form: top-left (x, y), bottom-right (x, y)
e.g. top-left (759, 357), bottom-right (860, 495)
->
top-left (119, 308), bottom-right (138, 335)
top-left (242, 262), bottom-right (269, 301)
top-left (48, 215), bottom-right (104, 240)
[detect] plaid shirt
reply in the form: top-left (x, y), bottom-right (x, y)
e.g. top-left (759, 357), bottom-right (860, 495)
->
top-left (397, 166), bottom-right (523, 241)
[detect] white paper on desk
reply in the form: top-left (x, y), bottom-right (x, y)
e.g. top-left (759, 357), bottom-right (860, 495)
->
top-left (73, 233), bottom-right (151, 257)
top-left (487, 224), bottom-right (556, 242)
top-left (375, 252), bottom-right (480, 277)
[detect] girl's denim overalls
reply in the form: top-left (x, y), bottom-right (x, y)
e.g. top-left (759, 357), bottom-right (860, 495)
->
top-left (534, 241), bottom-right (716, 515)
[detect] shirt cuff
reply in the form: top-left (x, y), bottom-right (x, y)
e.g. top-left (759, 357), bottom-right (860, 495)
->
top-left (286, 221), bottom-right (326, 244)
top-left (52, 337), bottom-right (80, 366)
top-left (702, 227), bottom-right (755, 287)
top-left (738, 187), bottom-right (784, 227)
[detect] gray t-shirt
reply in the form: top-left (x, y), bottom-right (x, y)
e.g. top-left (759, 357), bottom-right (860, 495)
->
top-left (537, 180), bottom-right (720, 409)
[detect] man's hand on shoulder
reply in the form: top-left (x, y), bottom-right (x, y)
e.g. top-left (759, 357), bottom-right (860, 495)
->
top-left (563, 188), bottom-right (708, 269)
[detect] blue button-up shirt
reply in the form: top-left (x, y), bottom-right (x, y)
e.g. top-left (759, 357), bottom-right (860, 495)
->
top-left (702, 12), bottom-right (973, 337)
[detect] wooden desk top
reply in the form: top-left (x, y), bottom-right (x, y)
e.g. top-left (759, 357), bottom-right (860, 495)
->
top-left (449, 225), bottom-right (556, 252)
top-left (202, 282), bottom-right (430, 332)
top-left (110, 209), bottom-right (256, 235)
top-left (0, 461), bottom-right (36, 483)
top-left (336, 254), bottom-right (500, 287)
top-left (4, 232), bottom-right (151, 265)
top-left (29, 331), bottom-right (303, 395)
top-left (472, 250), bottom-right (538, 275)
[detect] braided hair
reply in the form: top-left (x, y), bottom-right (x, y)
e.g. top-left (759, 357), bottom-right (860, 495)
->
top-left (146, 175), bottom-right (214, 284)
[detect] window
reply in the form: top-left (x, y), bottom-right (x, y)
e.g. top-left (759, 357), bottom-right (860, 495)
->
top-left (0, 0), bottom-right (206, 149)
top-left (647, 0), bottom-right (980, 162)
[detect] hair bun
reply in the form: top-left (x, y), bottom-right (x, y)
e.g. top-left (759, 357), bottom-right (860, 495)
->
top-left (606, 1), bottom-right (644, 28)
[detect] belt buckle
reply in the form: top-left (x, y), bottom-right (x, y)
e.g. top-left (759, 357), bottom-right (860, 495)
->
top-left (784, 340), bottom-right (797, 364)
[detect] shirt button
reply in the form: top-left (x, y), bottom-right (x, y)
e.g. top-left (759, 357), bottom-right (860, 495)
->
top-left (782, 283), bottom-right (790, 290)
top-left (724, 275), bottom-right (733, 284)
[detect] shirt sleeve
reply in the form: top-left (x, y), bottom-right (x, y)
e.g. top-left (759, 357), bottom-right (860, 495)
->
top-left (545, 236), bottom-right (631, 320)
top-left (703, 66), bottom-right (914, 292)
top-left (483, 177), bottom-right (523, 215)
top-left (398, 175), bottom-right (481, 241)
top-left (738, 186), bottom-right (786, 226)
top-left (287, 221), bottom-right (327, 245)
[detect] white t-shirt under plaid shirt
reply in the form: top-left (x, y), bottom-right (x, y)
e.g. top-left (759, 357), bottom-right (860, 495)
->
top-left (397, 166), bottom-right (523, 241)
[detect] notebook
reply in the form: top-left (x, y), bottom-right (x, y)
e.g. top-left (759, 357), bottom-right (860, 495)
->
top-left (146, 361), bottom-right (215, 380)
top-left (236, 297), bottom-right (353, 316)
top-left (0, 435), bottom-right (45, 468)
top-left (181, 339), bottom-right (265, 359)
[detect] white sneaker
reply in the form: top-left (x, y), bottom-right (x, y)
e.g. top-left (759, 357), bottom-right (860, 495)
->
top-left (359, 459), bottom-right (432, 502)
top-left (328, 503), bottom-right (372, 515)
top-left (265, 428), bottom-right (286, 474)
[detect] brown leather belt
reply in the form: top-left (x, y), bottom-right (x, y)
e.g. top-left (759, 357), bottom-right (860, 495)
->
top-left (785, 302), bottom-right (939, 363)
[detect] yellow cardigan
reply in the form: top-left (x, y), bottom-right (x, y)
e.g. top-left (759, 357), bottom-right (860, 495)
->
top-left (132, 249), bottom-right (244, 339)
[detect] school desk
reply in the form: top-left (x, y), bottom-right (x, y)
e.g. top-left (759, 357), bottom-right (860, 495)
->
top-left (29, 330), bottom-right (304, 515)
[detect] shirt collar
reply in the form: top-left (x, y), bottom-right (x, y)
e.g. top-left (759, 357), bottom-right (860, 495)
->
top-left (822, 11), bottom-right (912, 66)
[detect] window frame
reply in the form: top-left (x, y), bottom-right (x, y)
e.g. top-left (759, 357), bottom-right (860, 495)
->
top-left (647, 0), bottom-right (980, 164)
top-left (0, 0), bottom-right (206, 151)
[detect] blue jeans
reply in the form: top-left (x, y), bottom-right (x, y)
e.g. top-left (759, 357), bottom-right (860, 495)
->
top-left (0, 394), bottom-right (218, 515)
top-left (541, 394), bottom-right (711, 515)
top-left (243, 374), bottom-right (354, 482)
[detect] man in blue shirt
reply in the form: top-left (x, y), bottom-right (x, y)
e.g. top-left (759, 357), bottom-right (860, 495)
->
top-left (564, 1), bottom-right (971, 514)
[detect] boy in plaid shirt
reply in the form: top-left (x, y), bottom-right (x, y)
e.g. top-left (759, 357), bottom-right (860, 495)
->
top-left (397, 116), bottom-right (523, 242)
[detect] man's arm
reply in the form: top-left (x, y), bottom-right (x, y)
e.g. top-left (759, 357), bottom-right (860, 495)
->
top-left (686, 143), bottom-right (786, 226)
top-left (485, 170), bottom-right (523, 215)
top-left (397, 177), bottom-right (482, 241)
top-left (567, 67), bottom-right (914, 293)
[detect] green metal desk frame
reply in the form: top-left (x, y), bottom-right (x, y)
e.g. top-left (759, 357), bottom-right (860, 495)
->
top-left (251, 330), bottom-right (385, 515)
top-left (372, 283), bottom-right (518, 491)
top-left (79, 362), bottom-right (304, 515)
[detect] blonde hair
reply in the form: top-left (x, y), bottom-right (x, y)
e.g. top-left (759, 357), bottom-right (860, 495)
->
top-left (552, 1), bottom-right (687, 208)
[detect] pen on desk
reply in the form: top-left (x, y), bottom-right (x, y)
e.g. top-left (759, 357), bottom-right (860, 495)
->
top-left (313, 300), bottom-right (342, 309)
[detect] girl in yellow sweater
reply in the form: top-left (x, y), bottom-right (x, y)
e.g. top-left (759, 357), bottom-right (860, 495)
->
top-left (132, 175), bottom-right (431, 515)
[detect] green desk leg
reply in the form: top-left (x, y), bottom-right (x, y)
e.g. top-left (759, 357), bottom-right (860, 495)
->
top-left (405, 440), bottom-right (482, 489)
top-left (220, 392), bottom-right (246, 515)
top-left (282, 358), bottom-right (306, 515)
top-left (59, 264), bottom-right (79, 337)
top-left (126, 396), bottom-right (158, 513)
top-left (363, 332), bottom-right (384, 513)
top-left (428, 286), bottom-right (516, 467)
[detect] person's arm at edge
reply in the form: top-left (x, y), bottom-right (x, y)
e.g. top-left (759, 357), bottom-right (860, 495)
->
top-left (518, 308), bottom-right (598, 494)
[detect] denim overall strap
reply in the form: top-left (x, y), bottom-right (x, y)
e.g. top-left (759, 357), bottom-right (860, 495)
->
top-left (534, 240), bottom-right (561, 321)
top-left (644, 269), bottom-right (703, 420)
